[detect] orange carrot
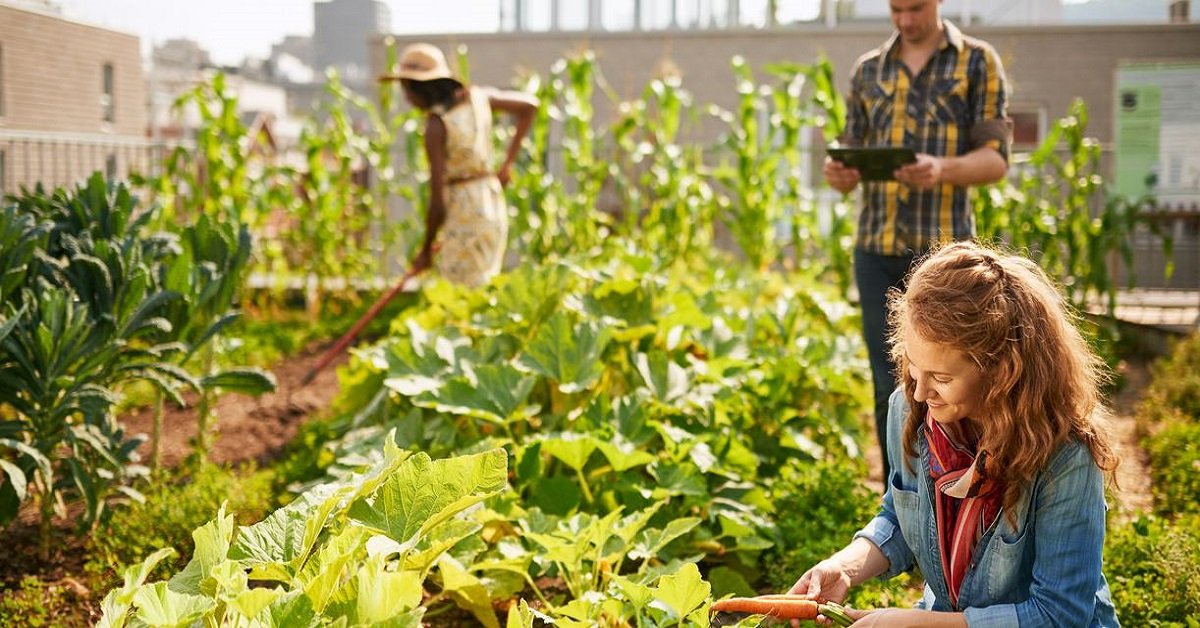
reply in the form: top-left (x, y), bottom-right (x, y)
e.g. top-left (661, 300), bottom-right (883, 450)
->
top-left (710, 596), bottom-right (820, 619)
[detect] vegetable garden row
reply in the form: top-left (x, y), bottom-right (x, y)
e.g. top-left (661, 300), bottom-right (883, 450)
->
top-left (1, 43), bottom-right (1194, 626)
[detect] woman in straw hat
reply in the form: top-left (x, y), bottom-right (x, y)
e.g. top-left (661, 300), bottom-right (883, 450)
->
top-left (382, 43), bottom-right (537, 287)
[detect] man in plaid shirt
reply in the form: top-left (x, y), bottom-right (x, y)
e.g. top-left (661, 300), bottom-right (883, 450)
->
top-left (824, 0), bottom-right (1012, 481)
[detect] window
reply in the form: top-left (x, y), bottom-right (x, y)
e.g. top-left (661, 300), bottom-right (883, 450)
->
top-left (105, 153), bottom-right (117, 181)
top-left (102, 63), bottom-right (114, 122)
top-left (1010, 108), bottom-right (1046, 150)
top-left (0, 149), bottom-right (6, 195)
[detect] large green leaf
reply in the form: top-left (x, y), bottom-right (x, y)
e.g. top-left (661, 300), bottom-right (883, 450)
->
top-left (540, 433), bottom-right (598, 473)
top-left (595, 437), bottom-right (655, 473)
top-left (525, 474), bottom-right (581, 516)
top-left (200, 367), bottom-right (276, 395)
top-left (0, 459), bottom-right (28, 503)
top-left (347, 449), bottom-right (507, 547)
top-left (438, 554), bottom-right (500, 628)
top-left (412, 363), bottom-right (535, 425)
top-left (649, 562), bottom-right (710, 621)
top-left (228, 588), bottom-right (282, 622)
top-left (583, 274), bottom-right (654, 329)
top-left (132, 581), bottom-right (217, 627)
top-left (169, 505), bottom-right (235, 595)
top-left (383, 328), bottom-right (453, 396)
top-left (367, 518), bottom-right (481, 574)
top-left (297, 525), bottom-right (368, 613)
top-left (346, 557), bottom-right (424, 623)
top-left (630, 517), bottom-right (702, 562)
top-left (96, 547), bottom-right (177, 628)
top-left (635, 351), bottom-right (691, 403)
top-left (483, 263), bottom-right (570, 331)
top-left (261, 589), bottom-right (319, 627)
top-left (516, 312), bottom-right (610, 393)
top-left (229, 481), bottom-right (350, 579)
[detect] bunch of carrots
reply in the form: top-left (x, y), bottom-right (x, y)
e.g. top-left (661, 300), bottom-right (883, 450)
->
top-left (709, 594), bottom-right (854, 626)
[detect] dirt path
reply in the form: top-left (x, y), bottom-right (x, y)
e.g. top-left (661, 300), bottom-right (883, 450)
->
top-left (121, 342), bottom-right (348, 468)
top-left (1109, 358), bottom-right (1154, 519)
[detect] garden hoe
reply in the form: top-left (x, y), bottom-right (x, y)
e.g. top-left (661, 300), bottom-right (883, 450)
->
top-left (300, 265), bottom-right (423, 387)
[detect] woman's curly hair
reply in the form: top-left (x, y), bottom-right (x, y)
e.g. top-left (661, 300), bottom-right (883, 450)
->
top-left (888, 241), bottom-right (1118, 513)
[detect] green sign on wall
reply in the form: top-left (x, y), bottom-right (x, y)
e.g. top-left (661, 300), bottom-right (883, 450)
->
top-left (1115, 62), bottom-right (1200, 206)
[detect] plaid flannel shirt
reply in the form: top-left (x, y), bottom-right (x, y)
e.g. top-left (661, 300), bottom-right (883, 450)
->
top-left (844, 20), bottom-right (1011, 255)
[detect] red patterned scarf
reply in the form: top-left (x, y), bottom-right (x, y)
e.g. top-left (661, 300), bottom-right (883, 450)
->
top-left (926, 413), bottom-right (1003, 607)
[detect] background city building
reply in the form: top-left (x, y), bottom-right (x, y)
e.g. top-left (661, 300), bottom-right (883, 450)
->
top-left (0, 1), bottom-right (147, 194)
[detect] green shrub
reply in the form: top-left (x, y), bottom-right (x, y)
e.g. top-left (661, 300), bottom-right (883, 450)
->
top-left (84, 464), bottom-right (275, 583)
top-left (764, 458), bottom-right (921, 607)
top-left (764, 458), bottom-right (879, 590)
top-left (1106, 513), bottom-right (1200, 625)
top-left (1141, 333), bottom-right (1200, 423)
top-left (1144, 417), bottom-right (1200, 517)
top-left (0, 576), bottom-right (90, 628)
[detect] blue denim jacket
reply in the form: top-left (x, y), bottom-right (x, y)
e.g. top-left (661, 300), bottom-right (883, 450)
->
top-left (854, 389), bottom-right (1119, 627)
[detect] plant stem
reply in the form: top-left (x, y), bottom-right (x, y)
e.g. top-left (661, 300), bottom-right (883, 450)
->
top-left (151, 391), bottom-right (164, 470)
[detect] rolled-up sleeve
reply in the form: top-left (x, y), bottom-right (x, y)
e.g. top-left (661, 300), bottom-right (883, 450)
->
top-left (968, 43), bottom-right (1011, 162)
top-left (854, 507), bottom-right (914, 580)
top-left (962, 445), bottom-right (1108, 627)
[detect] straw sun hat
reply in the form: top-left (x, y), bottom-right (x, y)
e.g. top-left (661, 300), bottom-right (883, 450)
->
top-left (380, 43), bottom-right (458, 83)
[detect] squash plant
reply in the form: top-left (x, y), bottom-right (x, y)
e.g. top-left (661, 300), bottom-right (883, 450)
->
top-left (285, 245), bottom-right (869, 604)
top-left (100, 443), bottom-right (739, 627)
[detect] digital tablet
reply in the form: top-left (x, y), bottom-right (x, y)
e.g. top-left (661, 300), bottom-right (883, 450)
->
top-left (827, 146), bottom-right (917, 181)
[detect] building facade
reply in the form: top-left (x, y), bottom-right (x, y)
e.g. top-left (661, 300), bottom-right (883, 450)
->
top-left (0, 1), bottom-right (147, 194)
top-left (314, 0), bottom-right (391, 85)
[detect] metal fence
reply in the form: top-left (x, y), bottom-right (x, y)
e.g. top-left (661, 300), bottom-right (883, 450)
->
top-left (0, 130), bottom-right (173, 196)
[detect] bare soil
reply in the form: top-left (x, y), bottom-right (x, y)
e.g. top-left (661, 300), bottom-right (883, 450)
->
top-left (120, 341), bottom-right (348, 468)
top-left (0, 342), bottom-right (347, 618)
top-left (1109, 357), bottom-right (1154, 518)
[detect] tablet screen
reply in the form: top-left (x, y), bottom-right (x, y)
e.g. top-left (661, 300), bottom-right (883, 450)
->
top-left (827, 147), bottom-right (917, 181)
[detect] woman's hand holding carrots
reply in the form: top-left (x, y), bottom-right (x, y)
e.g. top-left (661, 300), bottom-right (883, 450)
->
top-left (788, 559), bottom-right (854, 605)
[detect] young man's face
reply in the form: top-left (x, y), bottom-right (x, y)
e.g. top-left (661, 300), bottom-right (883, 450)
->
top-left (890, 0), bottom-right (943, 47)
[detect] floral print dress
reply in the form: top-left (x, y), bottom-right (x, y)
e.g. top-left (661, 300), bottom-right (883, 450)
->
top-left (432, 86), bottom-right (507, 288)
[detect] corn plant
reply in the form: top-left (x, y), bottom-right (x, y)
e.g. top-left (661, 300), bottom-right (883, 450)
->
top-left (287, 70), bottom-right (386, 313)
top-left (611, 74), bottom-right (717, 263)
top-left (770, 56), bottom-right (854, 293)
top-left (134, 73), bottom-right (293, 310)
top-left (974, 99), bottom-right (1169, 339)
top-left (505, 70), bottom-right (565, 260)
top-left (556, 52), bottom-right (611, 255)
top-left (711, 55), bottom-right (851, 279)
